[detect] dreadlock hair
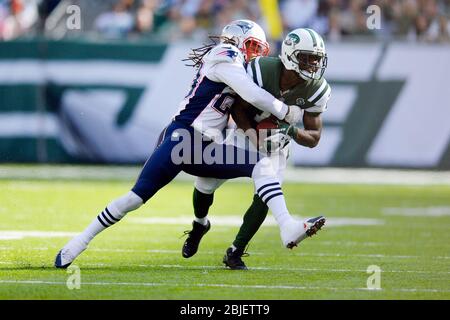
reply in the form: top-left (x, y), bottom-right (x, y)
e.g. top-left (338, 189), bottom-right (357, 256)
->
top-left (183, 36), bottom-right (238, 70)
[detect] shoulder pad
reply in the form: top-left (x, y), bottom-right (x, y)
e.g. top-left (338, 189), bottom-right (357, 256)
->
top-left (204, 44), bottom-right (245, 66)
top-left (306, 78), bottom-right (331, 113)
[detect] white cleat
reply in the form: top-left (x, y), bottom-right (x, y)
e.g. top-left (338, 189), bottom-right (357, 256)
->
top-left (54, 236), bottom-right (87, 268)
top-left (280, 216), bottom-right (326, 249)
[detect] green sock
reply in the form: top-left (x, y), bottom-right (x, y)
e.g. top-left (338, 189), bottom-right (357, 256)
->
top-left (193, 188), bottom-right (214, 219)
top-left (232, 194), bottom-right (269, 250)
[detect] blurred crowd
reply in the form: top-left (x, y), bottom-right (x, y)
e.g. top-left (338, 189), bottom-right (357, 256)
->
top-left (1, 0), bottom-right (450, 43)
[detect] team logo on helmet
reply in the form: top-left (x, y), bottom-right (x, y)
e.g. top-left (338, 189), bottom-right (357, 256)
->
top-left (236, 21), bottom-right (253, 34)
top-left (285, 33), bottom-right (300, 46)
top-left (217, 49), bottom-right (238, 60)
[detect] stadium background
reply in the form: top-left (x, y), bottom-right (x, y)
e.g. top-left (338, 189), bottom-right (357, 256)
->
top-left (0, 0), bottom-right (450, 301)
top-left (0, 0), bottom-right (449, 169)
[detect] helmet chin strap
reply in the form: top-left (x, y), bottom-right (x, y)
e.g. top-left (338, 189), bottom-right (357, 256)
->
top-left (298, 70), bottom-right (312, 80)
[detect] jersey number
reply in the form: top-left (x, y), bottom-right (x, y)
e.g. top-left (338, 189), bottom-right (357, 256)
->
top-left (211, 94), bottom-right (235, 115)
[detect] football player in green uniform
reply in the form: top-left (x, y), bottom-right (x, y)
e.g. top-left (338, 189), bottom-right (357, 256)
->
top-left (182, 28), bottom-right (331, 269)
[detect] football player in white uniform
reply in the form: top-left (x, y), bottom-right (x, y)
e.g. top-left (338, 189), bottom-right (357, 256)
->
top-left (55, 20), bottom-right (314, 268)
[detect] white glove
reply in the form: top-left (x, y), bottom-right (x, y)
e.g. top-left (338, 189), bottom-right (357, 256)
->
top-left (284, 105), bottom-right (303, 125)
top-left (261, 132), bottom-right (291, 154)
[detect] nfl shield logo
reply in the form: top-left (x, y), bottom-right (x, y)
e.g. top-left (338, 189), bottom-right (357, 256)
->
top-left (296, 98), bottom-right (305, 106)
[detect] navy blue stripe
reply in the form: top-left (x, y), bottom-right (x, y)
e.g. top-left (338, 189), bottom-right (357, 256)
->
top-left (97, 216), bottom-right (109, 228)
top-left (259, 187), bottom-right (282, 200)
top-left (105, 207), bottom-right (120, 222)
top-left (257, 182), bottom-right (279, 194)
top-left (264, 192), bottom-right (284, 204)
top-left (101, 212), bottom-right (114, 225)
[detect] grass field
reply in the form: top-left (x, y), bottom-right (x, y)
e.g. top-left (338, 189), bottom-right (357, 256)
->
top-left (0, 170), bottom-right (449, 299)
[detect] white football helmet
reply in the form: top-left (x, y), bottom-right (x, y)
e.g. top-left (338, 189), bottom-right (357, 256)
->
top-left (220, 19), bottom-right (270, 62)
top-left (280, 28), bottom-right (328, 80)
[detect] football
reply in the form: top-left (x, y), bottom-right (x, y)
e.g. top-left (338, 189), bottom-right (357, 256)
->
top-left (255, 116), bottom-right (279, 131)
top-left (255, 116), bottom-right (280, 152)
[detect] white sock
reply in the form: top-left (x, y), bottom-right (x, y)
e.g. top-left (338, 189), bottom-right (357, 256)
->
top-left (194, 217), bottom-right (209, 226)
top-left (78, 191), bottom-right (143, 244)
top-left (252, 158), bottom-right (293, 228)
top-left (230, 244), bottom-right (237, 252)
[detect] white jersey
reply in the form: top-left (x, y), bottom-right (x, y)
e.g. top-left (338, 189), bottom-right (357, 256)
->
top-left (173, 43), bottom-right (289, 141)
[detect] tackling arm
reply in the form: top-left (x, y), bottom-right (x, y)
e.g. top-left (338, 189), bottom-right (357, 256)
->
top-left (204, 45), bottom-right (301, 124)
top-left (213, 62), bottom-right (288, 120)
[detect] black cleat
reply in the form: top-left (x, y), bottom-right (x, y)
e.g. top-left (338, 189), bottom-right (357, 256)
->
top-left (305, 216), bottom-right (326, 237)
top-left (182, 220), bottom-right (211, 258)
top-left (223, 247), bottom-right (248, 270)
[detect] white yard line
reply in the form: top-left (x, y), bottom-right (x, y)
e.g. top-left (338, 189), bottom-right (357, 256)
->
top-left (90, 248), bottom-right (450, 260)
top-left (127, 216), bottom-right (385, 227)
top-left (0, 246), bottom-right (448, 260)
top-left (383, 206), bottom-right (450, 217)
top-left (1, 165), bottom-right (450, 185)
top-left (0, 216), bottom-right (383, 242)
top-left (0, 279), bottom-right (448, 294)
top-left (280, 168), bottom-right (450, 185)
top-left (78, 262), bottom-right (450, 275)
top-left (0, 231), bottom-right (77, 240)
top-left (0, 238), bottom-right (444, 248)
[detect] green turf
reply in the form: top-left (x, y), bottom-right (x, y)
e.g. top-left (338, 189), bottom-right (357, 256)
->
top-left (0, 178), bottom-right (449, 299)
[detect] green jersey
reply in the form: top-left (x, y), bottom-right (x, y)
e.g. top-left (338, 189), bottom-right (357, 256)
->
top-left (246, 56), bottom-right (331, 121)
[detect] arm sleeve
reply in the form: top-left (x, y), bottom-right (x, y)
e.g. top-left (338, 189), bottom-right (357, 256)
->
top-left (210, 61), bottom-right (288, 120)
top-left (305, 80), bottom-right (331, 114)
